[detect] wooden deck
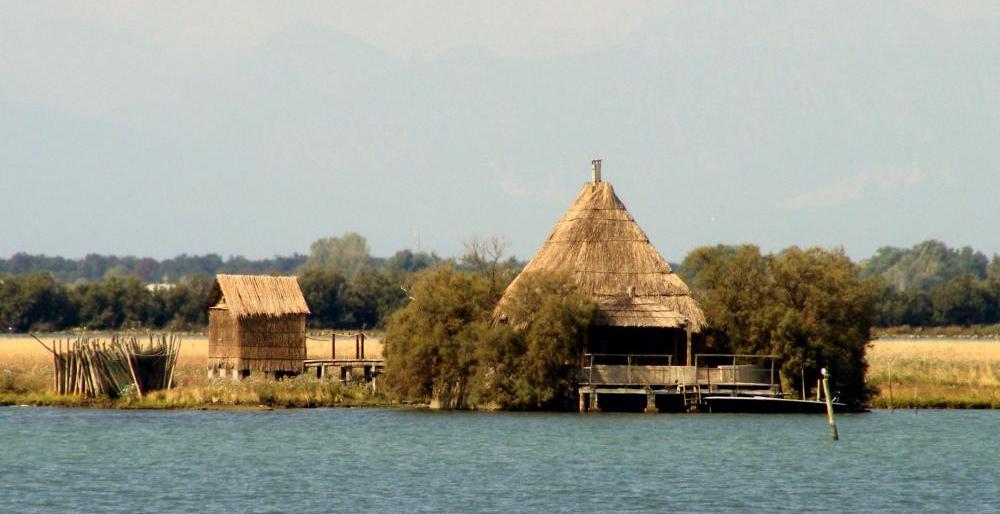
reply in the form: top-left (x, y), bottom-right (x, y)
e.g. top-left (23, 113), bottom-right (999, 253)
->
top-left (578, 353), bottom-right (781, 412)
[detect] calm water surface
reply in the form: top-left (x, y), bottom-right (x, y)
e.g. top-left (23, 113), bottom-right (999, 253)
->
top-left (1, 408), bottom-right (997, 513)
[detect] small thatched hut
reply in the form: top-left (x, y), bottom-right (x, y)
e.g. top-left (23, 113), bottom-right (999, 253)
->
top-left (496, 160), bottom-right (706, 365)
top-left (206, 274), bottom-right (310, 378)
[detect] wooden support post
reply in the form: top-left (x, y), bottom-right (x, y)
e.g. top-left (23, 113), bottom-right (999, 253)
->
top-left (589, 392), bottom-right (600, 412)
top-left (331, 333), bottom-right (336, 360)
top-left (821, 368), bottom-right (839, 441)
top-left (579, 392), bottom-right (587, 413)
top-left (360, 333), bottom-right (366, 360)
top-left (645, 391), bottom-right (657, 414)
top-left (207, 368), bottom-right (215, 379)
top-left (355, 334), bottom-right (360, 359)
top-left (685, 323), bottom-right (693, 366)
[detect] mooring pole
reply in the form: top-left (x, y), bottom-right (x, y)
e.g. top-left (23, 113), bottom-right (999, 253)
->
top-left (821, 368), bottom-right (839, 441)
top-left (888, 360), bottom-right (894, 413)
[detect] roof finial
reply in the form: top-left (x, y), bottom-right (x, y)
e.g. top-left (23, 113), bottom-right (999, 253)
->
top-left (591, 159), bottom-right (602, 183)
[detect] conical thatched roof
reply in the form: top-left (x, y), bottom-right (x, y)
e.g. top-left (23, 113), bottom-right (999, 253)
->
top-left (207, 274), bottom-right (310, 320)
top-left (497, 180), bottom-right (705, 331)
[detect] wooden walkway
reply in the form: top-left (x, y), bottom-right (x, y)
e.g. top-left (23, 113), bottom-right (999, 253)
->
top-left (303, 358), bottom-right (384, 383)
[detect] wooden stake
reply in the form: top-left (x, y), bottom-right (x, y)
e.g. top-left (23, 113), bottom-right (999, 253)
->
top-left (887, 360), bottom-right (894, 413)
top-left (125, 351), bottom-right (143, 399)
top-left (821, 368), bottom-right (839, 441)
top-left (29, 333), bottom-right (57, 356)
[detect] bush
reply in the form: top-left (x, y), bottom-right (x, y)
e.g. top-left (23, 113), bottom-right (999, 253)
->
top-left (383, 266), bottom-right (594, 410)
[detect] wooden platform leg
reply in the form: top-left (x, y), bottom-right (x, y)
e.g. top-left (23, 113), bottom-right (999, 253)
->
top-left (645, 391), bottom-right (658, 414)
top-left (589, 392), bottom-right (600, 412)
top-left (579, 392), bottom-right (587, 413)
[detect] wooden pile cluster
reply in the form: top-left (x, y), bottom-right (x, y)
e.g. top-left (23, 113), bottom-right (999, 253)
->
top-left (37, 334), bottom-right (181, 399)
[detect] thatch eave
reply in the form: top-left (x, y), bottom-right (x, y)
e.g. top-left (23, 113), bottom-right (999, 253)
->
top-left (206, 274), bottom-right (310, 321)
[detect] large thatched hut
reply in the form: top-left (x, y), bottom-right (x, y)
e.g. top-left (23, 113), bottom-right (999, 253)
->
top-left (496, 160), bottom-right (706, 365)
top-left (206, 274), bottom-right (310, 378)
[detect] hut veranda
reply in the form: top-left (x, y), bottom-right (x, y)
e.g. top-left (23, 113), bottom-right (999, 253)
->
top-left (497, 162), bottom-right (778, 412)
top-left (206, 274), bottom-right (310, 379)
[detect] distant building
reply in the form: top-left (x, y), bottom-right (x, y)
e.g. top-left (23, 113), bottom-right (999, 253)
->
top-left (205, 274), bottom-right (310, 378)
top-left (146, 283), bottom-right (176, 292)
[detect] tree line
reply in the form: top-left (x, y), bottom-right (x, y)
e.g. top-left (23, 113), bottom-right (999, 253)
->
top-left (0, 233), bottom-right (503, 332)
top-left (859, 240), bottom-right (1000, 327)
top-left (2, 237), bottom-right (998, 332)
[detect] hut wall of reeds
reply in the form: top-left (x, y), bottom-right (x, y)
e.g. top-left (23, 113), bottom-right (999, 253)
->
top-left (206, 274), bottom-right (310, 376)
top-left (496, 169), bottom-right (707, 364)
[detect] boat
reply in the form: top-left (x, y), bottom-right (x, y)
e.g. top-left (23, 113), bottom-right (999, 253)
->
top-left (703, 395), bottom-right (847, 414)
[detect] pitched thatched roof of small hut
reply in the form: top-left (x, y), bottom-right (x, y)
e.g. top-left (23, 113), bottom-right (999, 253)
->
top-left (496, 171), bottom-right (706, 331)
top-left (207, 274), bottom-right (310, 320)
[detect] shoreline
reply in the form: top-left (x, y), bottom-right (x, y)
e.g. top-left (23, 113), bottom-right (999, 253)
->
top-left (2, 391), bottom-right (994, 411)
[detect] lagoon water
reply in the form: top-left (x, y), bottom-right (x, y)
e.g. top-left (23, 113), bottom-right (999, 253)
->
top-left (1, 408), bottom-right (997, 513)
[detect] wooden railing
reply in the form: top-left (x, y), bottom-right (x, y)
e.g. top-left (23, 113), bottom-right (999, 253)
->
top-left (581, 353), bottom-right (781, 390)
top-left (582, 353), bottom-right (682, 386)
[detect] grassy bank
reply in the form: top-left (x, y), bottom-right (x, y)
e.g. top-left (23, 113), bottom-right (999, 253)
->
top-left (0, 334), bottom-right (395, 409)
top-left (0, 377), bottom-right (395, 409)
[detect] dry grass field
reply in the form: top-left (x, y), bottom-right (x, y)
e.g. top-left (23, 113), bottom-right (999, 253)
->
top-left (3, 335), bottom-right (998, 408)
top-left (867, 338), bottom-right (1000, 408)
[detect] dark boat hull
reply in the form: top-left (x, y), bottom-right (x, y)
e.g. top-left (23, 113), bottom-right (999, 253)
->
top-left (704, 396), bottom-right (847, 414)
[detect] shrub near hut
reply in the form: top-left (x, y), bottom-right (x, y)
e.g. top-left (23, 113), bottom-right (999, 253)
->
top-left (479, 272), bottom-right (596, 410)
top-left (383, 266), bottom-right (595, 410)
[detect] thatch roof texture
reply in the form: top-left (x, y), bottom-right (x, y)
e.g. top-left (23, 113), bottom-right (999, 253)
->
top-left (498, 180), bottom-right (706, 331)
top-left (207, 275), bottom-right (310, 320)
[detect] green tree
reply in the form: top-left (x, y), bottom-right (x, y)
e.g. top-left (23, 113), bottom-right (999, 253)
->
top-left (71, 276), bottom-right (157, 329)
top-left (158, 274), bottom-right (213, 329)
top-left (929, 274), bottom-right (997, 326)
top-left (383, 265), bottom-right (496, 408)
top-left (343, 268), bottom-right (406, 329)
top-left (682, 245), bottom-right (877, 407)
top-left (0, 273), bottom-right (77, 331)
top-left (680, 245), bottom-right (778, 354)
top-left (769, 247), bottom-right (877, 407)
top-left (477, 272), bottom-right (596, 410)
top-left (298, 269), bottom-right (351, 328)
top-left (303, 232), bottom-right (372, 277)
top-left (383, 266), bottom-right (594, 410)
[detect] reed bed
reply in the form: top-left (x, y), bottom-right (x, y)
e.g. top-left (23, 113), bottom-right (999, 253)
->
top-left (868, 339), bottom-right (1000, 408)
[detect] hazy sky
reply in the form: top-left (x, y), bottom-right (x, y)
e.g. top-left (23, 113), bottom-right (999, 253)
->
top-left (2, 1), bottom-right (998, 262)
